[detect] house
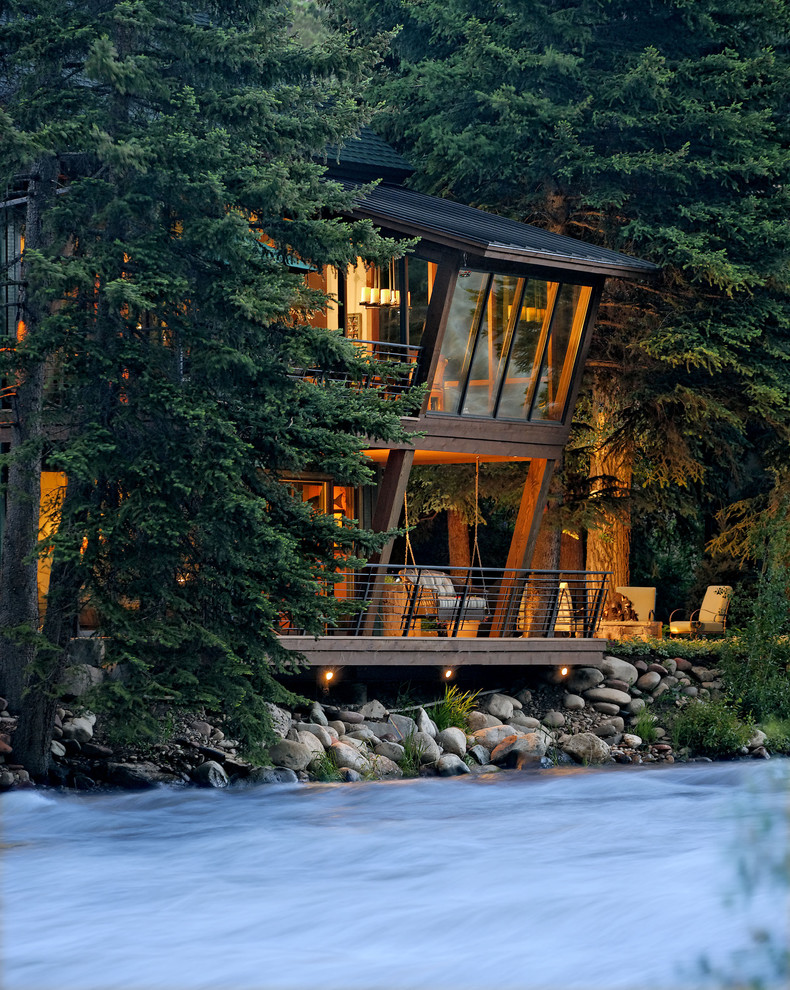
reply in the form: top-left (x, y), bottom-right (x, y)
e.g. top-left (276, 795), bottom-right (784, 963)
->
top-left (279, 130), bottom-right (659, 670)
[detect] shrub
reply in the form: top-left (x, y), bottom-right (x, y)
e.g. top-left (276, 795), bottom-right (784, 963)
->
top-left (400, 734), bottom-right (425, 777)
top-left (606, 635), bottom-right (723, 665)
top-left (670, 698), bottom-right (753, 758)
top-left (310, 751), bottom-right (343, 783)
top-left (427, 684), bottom-right (480, 732)
top-left (632, 708), bottom-right (659, 744)
top-left (761, 717), bottom-right (790, 754)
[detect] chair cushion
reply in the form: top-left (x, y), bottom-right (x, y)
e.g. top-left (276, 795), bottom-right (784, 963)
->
top-left (402, 568), bottom-right (455, 597)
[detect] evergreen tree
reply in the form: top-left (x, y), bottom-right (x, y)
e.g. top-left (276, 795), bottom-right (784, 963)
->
top-left (333, 0), bottom-right (790, 590)
top-left (0, 0), bottom-right (413, 772)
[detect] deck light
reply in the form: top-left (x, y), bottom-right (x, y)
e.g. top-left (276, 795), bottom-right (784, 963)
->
top-left (444, 668), bottom-right (454, 679)
top-left (560, 666), bottom-right (568, 677)
top-left (324, 670), bottom-right (334, 682)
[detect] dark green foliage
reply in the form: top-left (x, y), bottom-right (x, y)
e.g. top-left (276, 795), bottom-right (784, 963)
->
top-left (426, 683), bottom-right (480, 731)
top-left (670, 697), bottom-right (753, 757)
top-left (0, 1), bottom-right (413, 752)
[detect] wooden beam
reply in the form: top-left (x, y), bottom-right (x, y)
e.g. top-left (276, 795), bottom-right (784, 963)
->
top-left (414, 252), bottom-right (461, 413)
top-left (488, 458), bottom-right (555, 638)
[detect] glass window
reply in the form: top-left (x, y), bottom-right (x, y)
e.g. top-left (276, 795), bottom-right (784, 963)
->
top-left (529, 283), bottom-right (591, 422)
top-left (462, 273), bottom-right (522, 417)
top-left (432, 270), bottom-right (488, 414)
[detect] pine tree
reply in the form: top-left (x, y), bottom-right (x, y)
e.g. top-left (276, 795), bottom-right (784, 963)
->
top-left (333, 0), bottom-right (790, 592)
top-left (0, 0), bottom-right (413, 772)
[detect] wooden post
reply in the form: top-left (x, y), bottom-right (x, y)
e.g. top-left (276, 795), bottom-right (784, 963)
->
top-left (415, 252), bottom-right (461, 412)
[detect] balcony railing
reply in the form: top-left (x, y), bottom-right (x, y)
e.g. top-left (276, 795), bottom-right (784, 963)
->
top-left (291, 339), bottom-right (421, 398)
top-left (278, 563), bottom-right (610, 640)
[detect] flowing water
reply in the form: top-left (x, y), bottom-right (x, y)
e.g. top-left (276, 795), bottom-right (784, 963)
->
top-left (2, 761), bottom-right (788, 990)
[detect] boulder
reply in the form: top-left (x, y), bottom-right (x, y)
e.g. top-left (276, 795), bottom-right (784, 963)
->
top-left (561, 733), bottom-right (612, 765)
top-left (509, 712), bottom-right (541, 729)
top-left (387, 713), bottom-right (418, 741)
top-left (601, 656), bottom-right (639, 687)
top-left (436, 754), bottom-right (471, 776)
top-left (106, 762), bottom-right (180, 788)
top-left (340, 768), bottom-right (363, 782)
top-left (513, 688), bottom-right (533, 706)
top-left (593, 702), bottom-right (622, 716)
top-left (50, 739), bottom-right (66, 757)
top-left (269, 739), bottom-right (314, 772)
top-left (747, 729), bottom-right (768, 750)
top-left (627, 698), bottom-right (646, 715)
top-left (635, 671), bottom-right (662, 692)
top-left (296, 731), bottom-right (326, 756)
top-left (543, 710), bottom-right (565, 728)
top-left (647, 663), bottom-right (667, 677)
top-left (359, 700), bottom-right (388, 720)
top-left (621, 733), bottom-right (643, 748)
top-left (368, 754), bottom-right (403, 779)
top-left (604, 678), bottom-right (631, 693)
top-left (485, 694), bottom-right (515, 720)
top-left (563, 694), bottom-right (585, 710)
top-left (330, 741), bottom-right (369, 773)
top-left (60, 664), bottom-right (104, 698)
top-left (62, 716), bottom-right (94, 744)
top-left (471, 724), bottom-right (525, 751)
top-left (662, 658), bottom-right (678, 675)
top-left (245, 767), bottom-right (298, 785)
top-left (328, 720), bottom-right (346, 736)
top-left (491, 732), bottom-right (547, 768)
top-left (674, 657), bottom-right (693, 672)
top-left (309, 703), bottom-right (329, 727)
top-left (467, 711), bottom-right (502, 732)
top-left (416, 708), bottom-right (438, 738)
top-left (409, 731), bottom-right (442, 764)
top-left (374, 740), bottom-right (406, 763)
top-left (436, 727), bottom-right (467, 758)
top-left (583, 686), bottom-right (632, 707)
top-left (593, 722), bottom-right (618, 738)
top-left (192, 761), bottom-right (229, 788)
top-left (567, 667), bottom-right (604, 692)
top-left (682, 685), bottom-right (699, 698)
top-left (335, 709), bottom-right (364, 724)
top-left (295, 723), bottom-right (333, 748)
top-left (265, 703), bottom-right (292, 740)
top-left (467, 744), bottom-right (490, 765)
top-left (346, 727), bottom-right (379, 744)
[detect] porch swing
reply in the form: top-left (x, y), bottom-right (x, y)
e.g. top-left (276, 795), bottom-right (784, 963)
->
top-left (399, 458), bottom-right (489, 637)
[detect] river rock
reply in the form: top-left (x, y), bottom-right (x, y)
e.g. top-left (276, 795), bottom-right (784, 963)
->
top-left (627, 698), bottom-right (646, 715)
top-left (567, 667), bottom-right (604, 692)
top-left (50, 739), bottom-right (66, 757)
top-left (561, 733), bottom-right (612, 764)
top-left (652, 682), bottom-right (671, 700)
top-left (82, 741), bottom-right (113, 759)
top-left (563, 694), bottom-right (585, 710)
top-left (410, 731), bottom-right (442, 764)
top-left (622, 733), bottom-right (643, 748)
top-left (192, 761), bottom-right (229, 788)
top-left (339, 735), bottom-right (366, 750)
top-left (436, 754), bottom-right (471, 776)
top-left (467, 744), bottom-right (490, 765)
top-left (471, 724), bottom-right (525, 751)
top-left (674, 657), bottom-right (693, 672)
top-left (509, 712), bottom-right (541, 729)
top-left (513, 689), bottom-right (532, 706)
top-left (346, 727), bottom-right (379, 744)
top-left (601, 656), bottom-right (639, 687)
top-left (467, 711), bottom-right (502, 732)
top-left (60, 663), bottom-right (104, 697)
top-left (485, 694), bottom-right (514, 720)
top-left (604, 678), bottom-right (630, 693)
top-left (682, 685), bottom-right (699, 697)
top-left (593, 702), bottom-right (621, 716)
top-left (296, 723), bottom-right (333, 748)
top-left (748, 729), bottom-right (768, 750)
top-left (245, 767), bottom-right (298, 785)
top-left (269, 739), bottom-right (314, 772)
top-left (436, 727), bottom-right (467, 758)
top-left (330, 741), bottom-right (369, 773)
top-left (62, 716), bottom-right (94, 744)
top-left (491, 732), bottom-right (547, 768)
top-left (106, 762), bottom-right (177, 788)
top-left (387, 713), bottom-right (418, 741)
top-left (265, 703), bottom-right (292, 739)
top-left (340, 768), bottom-right (363, 782)
top-left (309, 703), bottom-right (329, 726)
top-left (583, 686), bottom-right (632, 707)
top-left (359, 700), bottom-right (388, 720)
top-left (662, 658), bottom-right (678, 675)
top-left (636, 671), bottom-right (662, 691)
top-left (416, 708), bottom-right (438, 738)
top-left (543, 710), bottom-right (565, 728)
top-left (0, 697), bottom-right (7, 712)
top-left (297, 731), bottom-right (326, 756)
top-left (369, 754), bottom-right (403, 779)
top-left (375, 740), bottom-right (406, 763)
top-left (593, 722), bottom-right (618, 738)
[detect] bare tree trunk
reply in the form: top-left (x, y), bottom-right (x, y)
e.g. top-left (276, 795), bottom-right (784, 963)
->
top-left (446, 508), bottom-right (470, 577)
top-left (0, 157), bottom-right (58, 722)
top-left (585, 367), bottom-right (633, 600)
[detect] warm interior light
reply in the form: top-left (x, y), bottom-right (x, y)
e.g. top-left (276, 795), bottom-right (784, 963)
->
top-left (444, 668), bottom-right (454, 679)
top-left (324, 670), bottom-right (334, 682)
top-left (560, 666), bottom-right (568, 676)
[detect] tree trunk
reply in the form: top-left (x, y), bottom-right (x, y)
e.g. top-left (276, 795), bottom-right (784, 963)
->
top-left (585, 367), bottom-right (633, 600)
top-left (446, 508), bottom-right (470, 575)
top-left (0, 156), bottom-right (58, 720)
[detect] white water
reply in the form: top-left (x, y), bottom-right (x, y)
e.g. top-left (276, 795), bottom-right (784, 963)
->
top-left (2, 761), bottom-right (788, 990)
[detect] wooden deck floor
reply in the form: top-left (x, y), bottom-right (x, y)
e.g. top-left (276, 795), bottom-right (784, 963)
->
top-left (279, 636), bottom-right (607, 667)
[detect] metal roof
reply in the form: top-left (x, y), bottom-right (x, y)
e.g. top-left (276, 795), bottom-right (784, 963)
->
top-left (341, 181), bottom-right (659, 280)
top-left (324, 129), bottom-right (414, 184)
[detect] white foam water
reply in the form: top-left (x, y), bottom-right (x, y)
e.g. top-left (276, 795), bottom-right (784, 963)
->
top-left (2, 761), bottom-right (788, 990)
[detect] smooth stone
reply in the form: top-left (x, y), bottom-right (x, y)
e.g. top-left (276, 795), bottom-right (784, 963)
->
top-left (647, 663), bottom-right (666, 677)
top-left (636, 671), bottom-right (662, 691)
top-left (369, 754), bottom-right (403, 778)
top-left (245, 767), bottom-right (298, 785)
top-left (436, 727), bottom-right (467, 758)
top-left (469, 763), bottom-right (502, 775)
top-left (106, 762), bottom-right (177, 788)
top-left (593, 722), bottom-right (618, 738)
top-left (335, 709), bottom-right (364, 724)
top-left (338, 735), bottom-right (366, 750)
top-left (682, 686), bottom-right (699, 697)
top-left (562, 733), bottom-right (612, 765)
top-left (662, 658), bottom-right (678, 675)
top-left (584, 686), bottom-right (632, 707)
top-left (192, 761), bottom-right (229, 788)
top-left (543, 710), bottom-right (565, 728)
top-left (296, 731), bottom-right (326, 756)
top-left (467, 744), bottom-right (490, 765)
top-left (674, 657), bottom-right (693, 672)
top-left (563, 694), bottom-right (585, 710)
top-left (359, 700), bottom-right (388, 720)
top-left (491, 732), bottom-right (547, 767)
top-left (330, 741), bottom-right (369, 773)
top-left (604, 678), bottom-right (630, 693)
top-left (387, 713), bottom-right (418, 741)
top-left (748, 729), bottom-right (767, 749)
top-left (359, 720), bottom-right (396, 740)
top-left (622, 733), bottom-right (643, 748)
top-left (567, 667), bottom-right (604, 692)
top-left (513, 689), bottom-right (532, 706)
top-left (509, 713), bottom-right (541, 729)
top-left (601, 656), bottom-right (639, 687)
top-left (61, 664), bottom-right (104, 697)
top-left (410, 731), bottom-right (442, 764)
top-left (652, 682), bottom-right (671, 700)
top-left (627, 697), bottom-right (646, 714)
top-left (269, 739), bottom-right (314, 772)
top-left (0, 770), bottom-right (14, 788)
top-left (471, 724), bottom-right (526, 751)
top-left (374, 740), bottom-right (406, 762)
top-left (340, 768), bottom-right (363, 782)
top-left (328, 720), bottom-right (346, 736)
top-left (296, 723), bottom-right (333, 748)
top-left (634, 660), bottom-right (649, 673)
top-left (81, 741), bottom-right (113, 759)
top-left (662, 675), bottom-right (679, 688)
top-left (485, 694), bottom-right (514, 720)
top-left (593, 702), bottom-right (622, 716)
top-left (309, 703), bottom-right (329, 726)
top-left (346, 727), bottom-right (378, 743)
top-left (0, 697), bottom-right (7, 712)
top-left (467, 710), bottom-right (503, 731)
top-left (50, 739), bottom-right (66, 757)
top-left (416, 708), bottom-right (438, 738)
top-left (436, 754), bottom-right (471, 776)
top-left (265, 703), bottom-right (292, 739)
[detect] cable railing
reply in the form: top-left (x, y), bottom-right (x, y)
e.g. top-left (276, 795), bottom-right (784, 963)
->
top-left (290, 339), bottom-right (421, 398)
top-left (278, 563), bottom-right (610, 639)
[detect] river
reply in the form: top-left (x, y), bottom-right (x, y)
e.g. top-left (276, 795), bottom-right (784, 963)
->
top-left (2, 760), bottom-right (788, 990)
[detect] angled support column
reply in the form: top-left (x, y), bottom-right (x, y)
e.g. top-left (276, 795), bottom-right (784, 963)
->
top-left (415, 252), bottom-right (461, 411)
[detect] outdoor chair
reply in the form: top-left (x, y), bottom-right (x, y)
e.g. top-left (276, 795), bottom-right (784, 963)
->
top-left (669, 585), bottom-right (732, 637)
top-left (615, 586), bottom-right (656, 622)
top-left (400, 568), bottom-right (488, 636)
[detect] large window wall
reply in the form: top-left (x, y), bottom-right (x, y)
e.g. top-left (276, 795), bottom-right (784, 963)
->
top-left (429, 269), bottom-right (592, 422)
